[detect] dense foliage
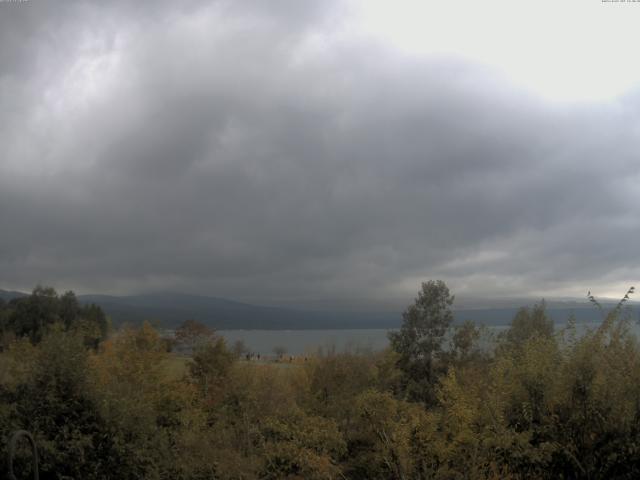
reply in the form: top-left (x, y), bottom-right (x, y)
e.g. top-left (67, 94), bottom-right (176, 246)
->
top-left (2, 283), bottom-right (640, 479)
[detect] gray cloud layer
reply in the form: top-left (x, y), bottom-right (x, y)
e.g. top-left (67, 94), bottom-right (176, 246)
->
top-left (1, 1), bottom-right (640, 307)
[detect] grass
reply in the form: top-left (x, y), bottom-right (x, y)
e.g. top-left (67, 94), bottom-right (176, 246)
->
top-left (162, 353), bottom-right (306, 380)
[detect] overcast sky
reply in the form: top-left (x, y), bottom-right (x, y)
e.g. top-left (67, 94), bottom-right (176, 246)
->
top-left (2, 0), bottom-right (640, 308)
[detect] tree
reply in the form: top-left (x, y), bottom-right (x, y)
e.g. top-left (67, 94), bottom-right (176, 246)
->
top-left (59, 290), bottom-right (80, 329)
top-left (2, 328), bottom-right (107, 479)
top-left (9, 286), bottom-right (60, 343)
top-left (389, 280), bottom-right (454, 404)
top-left (189, 338), bottom-right (236, 400)
top-left (76, 303), bottom-right (109, 348)
top-left (0, 298), bottom-right (9, 345)
top-left (451, 320), bottom-right (481, 363)
top-left (174, 319), bottom-right (215, 352)
top-left (259, 411), bottom-right (346, 480)
top-left (88, 322), bottom-right (191, 478)
top-left (5, 287), bottom-right (109, 346)
top-left (503, 301), bottom-right (553, 348)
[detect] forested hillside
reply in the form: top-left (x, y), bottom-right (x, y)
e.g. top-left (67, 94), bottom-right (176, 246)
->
top-left (2, 282), bottom-right (640, 479)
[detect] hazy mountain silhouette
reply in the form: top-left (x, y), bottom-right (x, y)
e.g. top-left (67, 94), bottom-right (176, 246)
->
top-left (0, 289), bottom-right (27, 302)
top-left (1, 289), bottom-right (633, 329)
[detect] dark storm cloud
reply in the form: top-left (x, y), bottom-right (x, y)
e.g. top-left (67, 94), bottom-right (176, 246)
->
top-left (1, 0), bottom-right (640, 305)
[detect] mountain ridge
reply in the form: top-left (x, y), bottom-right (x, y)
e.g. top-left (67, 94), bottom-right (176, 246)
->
top-left (2, 289), bottom-right (635, 329)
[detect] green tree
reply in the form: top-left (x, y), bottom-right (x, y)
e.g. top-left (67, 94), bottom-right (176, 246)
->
top-left (189, 337), bottom-right (236, 401)
top-left (450, 320), bottom-right (482, 366)
top-left (389, 280), bottom-right (454, 404)
top-left (175, 319), bottom-right (215, 352)
top-left (5, 286), bottom-right (109, 346)
top-left (77, 303), bottom-right (109, 348)
top-left (0, 328), bottom-right (109, 479)
top-left (0, 298), bottom-right (9, 344)
top-left (9, 286), bottom-right (60, 343)
top-left (503, 301), bottom-right (553, 348)
top-left (59, 290), bottom-right (80, 328)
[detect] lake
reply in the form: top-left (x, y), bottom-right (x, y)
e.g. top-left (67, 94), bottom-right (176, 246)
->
top-left (218, 321), bottom-right (640, 356)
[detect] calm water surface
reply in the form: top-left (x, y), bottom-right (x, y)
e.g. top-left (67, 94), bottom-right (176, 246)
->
top-left (218, 322), bottom-right (640, 356)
